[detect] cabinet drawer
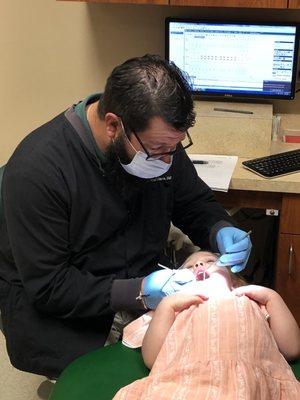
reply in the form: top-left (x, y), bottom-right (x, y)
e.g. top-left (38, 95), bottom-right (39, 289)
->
top-left (280, 194), bottom-right (300, 234)
top-left (289, 0), bottom-right (300, 7)
top-left (275, 234), bottom-right (300, 326)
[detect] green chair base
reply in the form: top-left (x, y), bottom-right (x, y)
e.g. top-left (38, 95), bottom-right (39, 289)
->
top-left (49, 342), bottom-right (148, 400)
top-left (49, 341), bottom-right (300, 400)
top-left (290, 359), bottom-right (300, 381)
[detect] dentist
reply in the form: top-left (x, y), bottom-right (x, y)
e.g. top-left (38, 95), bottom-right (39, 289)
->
top-left (0, 55), bottom-right (251, 377)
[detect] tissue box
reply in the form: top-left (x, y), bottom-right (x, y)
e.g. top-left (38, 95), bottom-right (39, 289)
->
top-left (188, 101), bottom-right (273, 158)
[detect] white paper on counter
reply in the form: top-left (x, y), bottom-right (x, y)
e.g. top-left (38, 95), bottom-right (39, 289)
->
top-left (189, 154), bottom-right (238, 192)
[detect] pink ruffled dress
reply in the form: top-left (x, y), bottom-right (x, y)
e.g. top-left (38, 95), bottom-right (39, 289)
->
top-left (114, 295), bottom-right (300, 399)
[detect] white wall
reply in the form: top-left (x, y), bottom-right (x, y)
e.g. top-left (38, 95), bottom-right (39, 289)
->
top-left (1, 0), bottom-right (300, 164)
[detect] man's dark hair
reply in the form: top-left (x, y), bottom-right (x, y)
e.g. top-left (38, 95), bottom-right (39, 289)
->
top-left (98, 54), bottom-right (195, 135)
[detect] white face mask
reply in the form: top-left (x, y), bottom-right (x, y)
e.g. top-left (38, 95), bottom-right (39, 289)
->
top-left (121, 150), bottom-right (172, 179)
top-left (117, 118), bottom-right (173, 179)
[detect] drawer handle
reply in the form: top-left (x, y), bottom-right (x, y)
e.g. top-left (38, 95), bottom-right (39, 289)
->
top-left (288, 245), bottom-right (293, 276)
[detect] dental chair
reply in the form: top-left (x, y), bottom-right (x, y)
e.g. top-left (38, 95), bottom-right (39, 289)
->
top-left (49, 342), bottom-right (149, 400)
top-left (48, 339), bottom-right (299, 400)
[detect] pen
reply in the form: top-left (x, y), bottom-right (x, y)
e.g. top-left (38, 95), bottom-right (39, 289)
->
top-left (192, 160), bottom-right (209, 165)
top-left (214, 107), bottom-right (253, 115)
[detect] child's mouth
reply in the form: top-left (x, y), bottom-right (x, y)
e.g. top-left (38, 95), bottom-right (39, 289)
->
top-left (195, 267), bottom-right (210, 281)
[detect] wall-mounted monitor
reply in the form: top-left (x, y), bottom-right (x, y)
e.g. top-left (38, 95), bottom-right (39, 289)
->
top-left (165, 18), bottom-right (299, 100)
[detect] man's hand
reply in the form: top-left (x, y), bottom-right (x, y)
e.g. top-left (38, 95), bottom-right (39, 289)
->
top-left (216, 227), bottom-right (252, 273)
top-left (142, 268), bottom-right (195, 309)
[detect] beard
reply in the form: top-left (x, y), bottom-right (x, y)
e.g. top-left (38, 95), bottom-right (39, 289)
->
top-left (103, 134), bottom-right (141, 194)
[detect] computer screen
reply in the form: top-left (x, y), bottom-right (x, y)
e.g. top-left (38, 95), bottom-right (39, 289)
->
top-left (165, 18), bottom-right (299, 100)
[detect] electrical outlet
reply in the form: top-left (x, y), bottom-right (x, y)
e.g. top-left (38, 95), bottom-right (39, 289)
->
top-left (266, 209), bottom-right (279, 216)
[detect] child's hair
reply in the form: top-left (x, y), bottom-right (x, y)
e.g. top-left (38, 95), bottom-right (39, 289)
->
top-left (230, 271), bottom-right (248, 289)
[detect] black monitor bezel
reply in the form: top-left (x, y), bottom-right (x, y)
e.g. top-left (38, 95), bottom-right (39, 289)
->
top-left (165, 17), bottom-right (300, 100)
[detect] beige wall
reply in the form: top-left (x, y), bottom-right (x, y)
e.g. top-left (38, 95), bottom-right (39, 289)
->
top-left (1, 0), bottom-right (300, 164)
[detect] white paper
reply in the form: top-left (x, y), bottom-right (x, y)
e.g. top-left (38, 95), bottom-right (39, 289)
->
top-left (189, 154), bottom-right (238, 192)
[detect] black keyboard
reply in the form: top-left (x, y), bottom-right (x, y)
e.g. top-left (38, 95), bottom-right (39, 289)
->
top-left (242, 149), bottom-right (300, 178)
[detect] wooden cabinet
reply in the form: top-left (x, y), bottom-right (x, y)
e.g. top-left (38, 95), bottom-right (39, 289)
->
top-left (289, 0), bottom-right (300, 8)
top-left (279, 194), bottom-right (300, 234)
top-left (57, 0), bottom-right (169, 5)
top-left (276, 234), bottom-right (300, 326)
top-left (60, 0), bottom-right (289, 6)
top-left (169, 0), bottom-right (287, 8)
top-left (275, 194), bottom-right (300, 326)
top-left (59, 0), bottom-right (300, 7)
top-left (58, 0), bottom-right (168, 4)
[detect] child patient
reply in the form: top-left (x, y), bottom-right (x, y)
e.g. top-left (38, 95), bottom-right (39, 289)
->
top-left (114, 251), bottom-right (300, 399)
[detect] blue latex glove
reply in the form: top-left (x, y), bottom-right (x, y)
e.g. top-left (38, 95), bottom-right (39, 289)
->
top-left (142, 268), bottom-right (195, 309)
top-left (216, 227), bottom-right (252, 273)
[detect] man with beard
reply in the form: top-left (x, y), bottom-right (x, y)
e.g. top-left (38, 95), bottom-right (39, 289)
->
top-left (0, 55), bottom-right (251, 378)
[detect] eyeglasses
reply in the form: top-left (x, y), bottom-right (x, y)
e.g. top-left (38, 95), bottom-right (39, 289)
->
top-left (132, 130), bottom-right (193, 161)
